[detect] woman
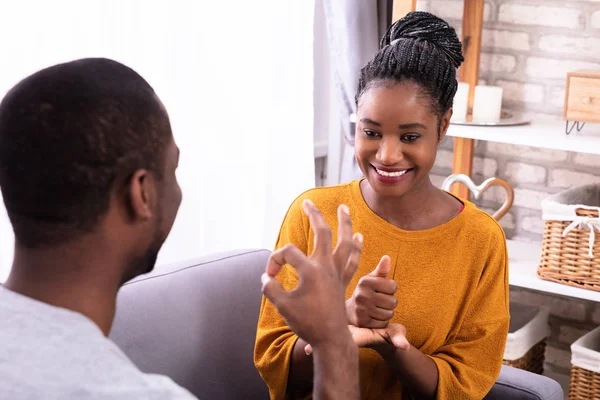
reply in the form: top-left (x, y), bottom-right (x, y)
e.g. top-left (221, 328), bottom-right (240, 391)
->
top-left (255, 11), bottom-right (509, 400)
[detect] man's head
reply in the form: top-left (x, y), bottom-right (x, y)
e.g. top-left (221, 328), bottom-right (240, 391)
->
top-left (0, 58), bottom-right (182, 282)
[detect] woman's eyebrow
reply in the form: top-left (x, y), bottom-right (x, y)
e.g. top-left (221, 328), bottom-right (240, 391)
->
top-left (359, 117), bottom-right (381, 126)
top-left (398, 123), bottom-right (427, 130)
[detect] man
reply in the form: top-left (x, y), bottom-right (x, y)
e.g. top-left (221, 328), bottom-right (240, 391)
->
top-left (0, 58), bottom-right (361, 399)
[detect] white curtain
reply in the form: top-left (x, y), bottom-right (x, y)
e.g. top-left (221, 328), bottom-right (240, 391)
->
top-left (321, 0), bottom-right (388, 185)
top-left (0, 0), bottom-right (315, 281)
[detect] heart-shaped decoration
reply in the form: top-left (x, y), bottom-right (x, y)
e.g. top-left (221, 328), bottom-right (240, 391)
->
top-left (441, 174), bottom-right (514, 221)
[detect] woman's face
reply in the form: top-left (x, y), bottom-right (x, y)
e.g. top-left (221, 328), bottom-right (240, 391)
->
top-left (354, 80), bottom-right (451, 199)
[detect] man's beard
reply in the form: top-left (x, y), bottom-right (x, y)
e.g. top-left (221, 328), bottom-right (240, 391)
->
top-left (121, 228), bottom-right (165, 285)
top-left (139, 239), bottom-right (161, 275)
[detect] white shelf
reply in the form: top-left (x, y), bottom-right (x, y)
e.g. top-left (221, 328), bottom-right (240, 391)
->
top-left (447, 120), bottom-right (600, 155)
top-left (507, 239), bottom-right (600, 302)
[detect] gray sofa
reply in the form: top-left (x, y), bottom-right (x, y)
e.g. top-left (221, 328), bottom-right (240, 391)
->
top-left (110, 249), bottom-right (564, 400)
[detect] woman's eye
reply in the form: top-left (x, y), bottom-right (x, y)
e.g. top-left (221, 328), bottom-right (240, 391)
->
top-left (364, 129), bottom-right (380, 138)
top-left (402, 134), bottom-right (419, 143)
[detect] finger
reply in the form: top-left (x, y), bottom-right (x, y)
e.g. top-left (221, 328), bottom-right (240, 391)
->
top-left (369, 255), bottom-right (391, 278)
top-left (265, 244), bottom-right (311, 277)
top-left (366, 317), bottom-right (389, 329)
top-left (261, 273), bottom-right (289, 312)
top-left (385, 323), bottom-right (410, 351)
top-left (302, 199), bottom-right (332, 260)
top-left (369, 307), bottom-right (394, 322)
top-left (360, 276), bottom-right (398, 295)
top-left (333, 204), bottom-right (353, 269)
top-left (374, 278), bottom-right (398, 295)
top-left (342, 233), bottom-right (363, 287)
top-left (304, 343), bottom-right (313, 355)
top-left (373, 292), bottom-right (398, 310)
top-left (348, 324), bottom-right (376, 348)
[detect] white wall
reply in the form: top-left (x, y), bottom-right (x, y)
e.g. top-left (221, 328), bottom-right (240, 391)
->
top-left (0, 0), bottom-right (316, 280)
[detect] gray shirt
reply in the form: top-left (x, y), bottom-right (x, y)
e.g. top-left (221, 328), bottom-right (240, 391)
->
top-left (0, 286), bottom-right (197, 399)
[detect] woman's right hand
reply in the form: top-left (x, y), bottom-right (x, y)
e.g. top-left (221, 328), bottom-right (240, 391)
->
top-left (346, 255), bottom-right (398, 329)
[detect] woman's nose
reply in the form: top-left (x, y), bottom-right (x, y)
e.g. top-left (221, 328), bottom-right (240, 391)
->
top-left (376, 138), bottom-right (404, 166)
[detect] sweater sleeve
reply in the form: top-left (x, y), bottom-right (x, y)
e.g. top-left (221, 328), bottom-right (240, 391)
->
top-left (254, 195), bottom-right (310, 400)
top-left (429, 228), bottom-right (510, 400)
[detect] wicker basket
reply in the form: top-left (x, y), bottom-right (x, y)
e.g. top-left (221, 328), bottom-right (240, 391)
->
top-left (538, 185), bottom-right (600, 292)
top-left (504, 340), bottom-right (546, 374)
top-left (569, 326), bottom-right (600, 400)
top-left (503, 303), bottom-right (549, 374)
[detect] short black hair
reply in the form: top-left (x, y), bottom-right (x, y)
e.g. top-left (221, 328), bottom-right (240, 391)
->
top-left (356, 11), bottom-right (464, 118)
top-left (0, 58), bottom-right (172, 248)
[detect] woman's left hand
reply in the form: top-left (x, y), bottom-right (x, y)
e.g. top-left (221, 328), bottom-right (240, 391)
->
top-left (349, 323), bottom-right (410, 355)
top-left (304, 323), bottom-right (410, 355)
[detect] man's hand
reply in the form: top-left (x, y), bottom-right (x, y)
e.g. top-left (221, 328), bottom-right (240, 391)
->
top-left (261, 200), bottom-right (363, 400)
top-left (261, 199), bottom-right (363, 346)
top-left (346, 255), bottom-right (398, 328)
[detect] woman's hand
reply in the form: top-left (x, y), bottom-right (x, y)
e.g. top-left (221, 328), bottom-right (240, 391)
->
top-left (346, 255), bottom-right (398, 328)
top-left (304, 323), bottom-right (409, 356)
top-left (348, 323), bottom-right (409, 355)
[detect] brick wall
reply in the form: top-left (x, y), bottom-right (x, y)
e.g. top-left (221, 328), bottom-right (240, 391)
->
top-left (420, 0), bottom-right (600, 378)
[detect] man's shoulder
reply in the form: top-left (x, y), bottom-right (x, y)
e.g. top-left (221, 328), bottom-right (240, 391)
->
top-left (0, 328), bottom-right (196, 399)
top-left (0, 288), bottom-right (197, 399)
top-left (0, 373), bottom-right (196, 400)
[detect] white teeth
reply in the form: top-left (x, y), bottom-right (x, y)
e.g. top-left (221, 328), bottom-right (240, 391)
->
top-left (375, 168), bottom-right (408, 177)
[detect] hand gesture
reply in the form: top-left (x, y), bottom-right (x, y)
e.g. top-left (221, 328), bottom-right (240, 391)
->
top-left (261, 200), bottom-right (363, 346)
top-left (349, 323), bottom-right (409, 352)
top-left (305, 323), bottom-right (409, 356)
top-left (346, 255), bottom-right (398, 328)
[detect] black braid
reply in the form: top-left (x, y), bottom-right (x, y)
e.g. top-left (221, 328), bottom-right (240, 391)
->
top-left (356, 11), bottom-right (464, 118)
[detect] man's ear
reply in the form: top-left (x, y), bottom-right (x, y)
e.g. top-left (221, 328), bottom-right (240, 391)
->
top-left (439, 108), bottom-right (452, 142)
top-left (126, 169), bottom-right (156, 221)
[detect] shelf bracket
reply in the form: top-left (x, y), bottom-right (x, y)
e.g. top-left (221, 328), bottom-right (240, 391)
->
top-left (565, 120), bottom-right (585, 135)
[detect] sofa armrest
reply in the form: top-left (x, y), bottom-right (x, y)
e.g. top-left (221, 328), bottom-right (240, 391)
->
top-left (110, 249), bottom-right (271, 400)
top-left (484, 365), bottom-right (564, 400)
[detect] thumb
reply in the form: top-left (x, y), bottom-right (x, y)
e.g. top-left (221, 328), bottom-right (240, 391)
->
top-left (261, 273), bottom-right (289, 311)
top-left (370, 255), bottom-right (391, 278)
top-left (386, 323), bottom-right (410, 351)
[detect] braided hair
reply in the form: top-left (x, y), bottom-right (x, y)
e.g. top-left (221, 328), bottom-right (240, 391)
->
top-left (356, 11), bottom-right (464, 120)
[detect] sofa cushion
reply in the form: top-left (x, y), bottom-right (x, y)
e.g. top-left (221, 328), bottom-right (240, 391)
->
top-left (484, 365), bottom-right (564, 400)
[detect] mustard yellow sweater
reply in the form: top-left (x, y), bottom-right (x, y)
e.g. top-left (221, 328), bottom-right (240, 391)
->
top-left (254, 180), bottom-right (509, 400)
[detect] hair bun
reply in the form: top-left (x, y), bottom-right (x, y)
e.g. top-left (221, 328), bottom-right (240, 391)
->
top-left (381, 11), bottom-right (464, 69)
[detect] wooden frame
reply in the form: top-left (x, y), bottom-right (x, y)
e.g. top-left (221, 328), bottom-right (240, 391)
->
top-left (563, 70), bottom-right (600, 123)
top-left (392, 0), bottom-right (485, 200)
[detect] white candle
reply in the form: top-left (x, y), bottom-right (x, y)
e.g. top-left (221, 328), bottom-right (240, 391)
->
top-left (472, 85), bottom-right (503, 123)
top-left (451, 82), bottom-right (469, 122)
